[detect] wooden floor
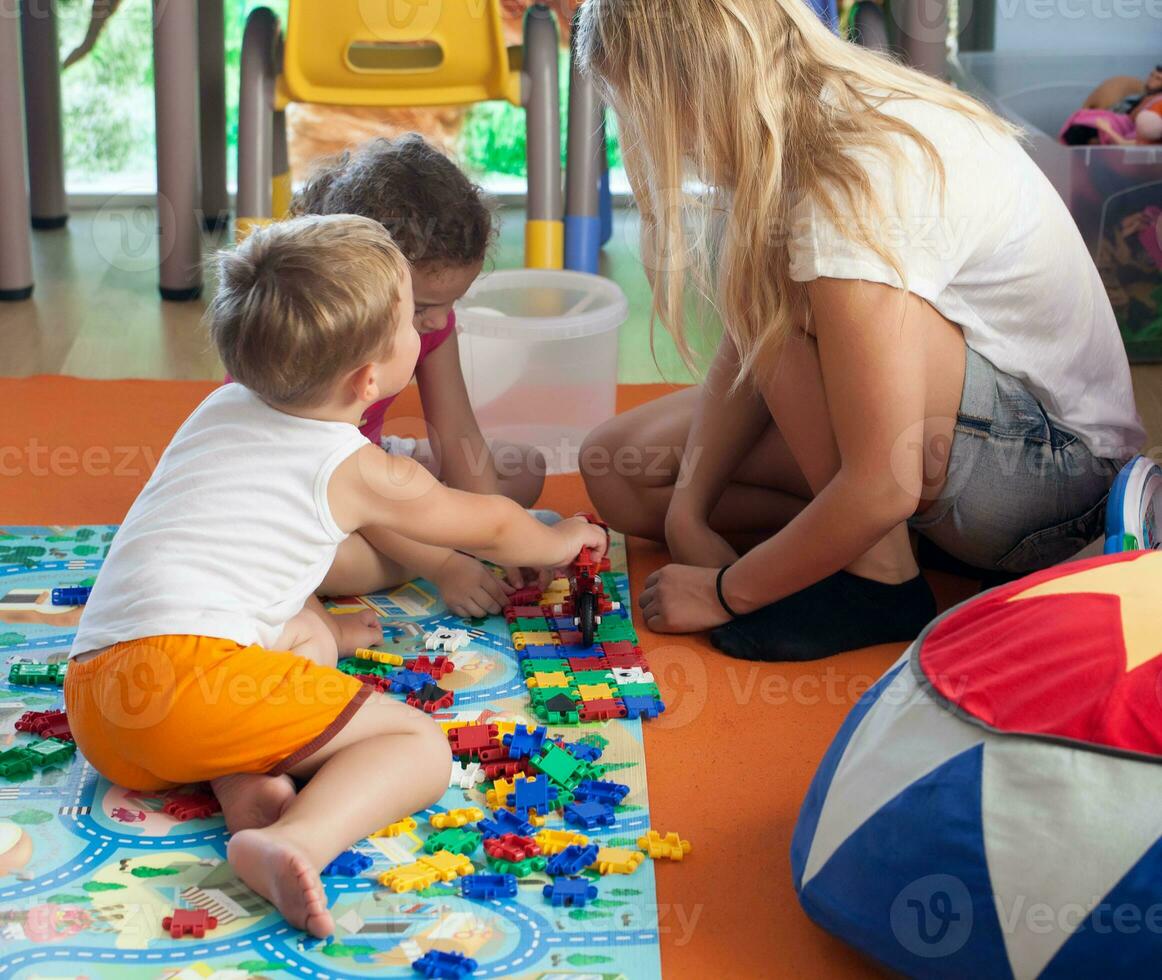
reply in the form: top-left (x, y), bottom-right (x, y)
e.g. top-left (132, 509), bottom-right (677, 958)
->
top-left (3, 205), bottom-right (1161, 450)
top-left (0, 206), bottom-right (695, 386)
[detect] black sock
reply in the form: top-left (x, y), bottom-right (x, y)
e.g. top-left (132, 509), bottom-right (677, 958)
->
top-left (709, 571), bottom-right (937, 663)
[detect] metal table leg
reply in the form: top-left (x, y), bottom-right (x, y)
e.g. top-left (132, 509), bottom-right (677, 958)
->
top-left (153, 0), bottom-right (202, 300)
top-left (20, 0), bottom-right (67, 229)
top-left (897, 0), bottom-right (948, 78)
top-left (522, 3), bottom-right (563, 269)
top-left (0, 5), bottom-right (34, 300)
top-left (564, 19), bottom-right (602, 274)
top-left (198, 0), bottom-right (229, 231)
top-left (235, 6), bottom-right (280, 240)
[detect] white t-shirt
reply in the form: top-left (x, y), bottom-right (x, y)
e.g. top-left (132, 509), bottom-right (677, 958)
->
top-left (787, 95), bottom-right (1144, 459)
top-left (70, 384), bottom-right (369, 657)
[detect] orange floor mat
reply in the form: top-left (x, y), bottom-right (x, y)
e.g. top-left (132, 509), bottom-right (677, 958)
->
top-left (2, 376), bottom-right (970, 978)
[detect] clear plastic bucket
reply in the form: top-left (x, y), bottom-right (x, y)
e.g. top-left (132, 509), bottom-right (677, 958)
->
top-left (455, 269), bottom-right (628, 474)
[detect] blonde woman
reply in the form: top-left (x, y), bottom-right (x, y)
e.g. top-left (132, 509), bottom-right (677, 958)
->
top-left (577, 0), bottom-right (1144, 660)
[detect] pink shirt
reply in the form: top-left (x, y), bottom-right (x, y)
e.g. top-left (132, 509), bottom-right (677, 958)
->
top-left (357, 311), bottom-right (456, 442)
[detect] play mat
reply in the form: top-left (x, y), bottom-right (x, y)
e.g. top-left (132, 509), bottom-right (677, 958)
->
top-left (0, 525), bottom-right (666, 980)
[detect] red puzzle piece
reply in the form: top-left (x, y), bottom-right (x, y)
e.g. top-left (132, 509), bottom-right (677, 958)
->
top-left (507, 586), bottom-right (544, 607)
top-left (15, 709), bottom-right (73, 742)
top-left (604, 648), bottom-right (648, 669)
top-left (404, 655), bottom-right (454, 679)
top-left (478, 743), bottom-right (511, 764)
top-left (579, 698), bottom-right (628, 722)
top-left (482, 757), bottom-right (534, 780)
top-left (483, 833), bottom-right (540, 862)
top-left (162, 792), bottom-right (221, 822)
top-left (162, 908), bottom-right (218, 939)
top-left (567, 657), bottom-right (610, 672)
top-left (447, 723), bottom-right (499, 759)
top-left (355, 673), bottom-right (392, 692)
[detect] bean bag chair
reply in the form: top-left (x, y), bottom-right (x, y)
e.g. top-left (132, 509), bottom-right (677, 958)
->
top-left (792, 550), bottom-right (1162, 979)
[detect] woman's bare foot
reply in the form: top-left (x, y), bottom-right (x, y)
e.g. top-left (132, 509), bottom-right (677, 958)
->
top-left (210, 774), bottom-right (296, 834)
top-left (332, 610), bottom-right (383, 654)
top-left (227, 828), bottom-right (333, 938)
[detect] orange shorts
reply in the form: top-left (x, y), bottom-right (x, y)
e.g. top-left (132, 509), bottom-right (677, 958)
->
top-left (64, 634), bottom-right (371, 791)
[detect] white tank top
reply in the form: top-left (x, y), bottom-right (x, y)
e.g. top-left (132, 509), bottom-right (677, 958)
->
top-left (70, 384), bottom-right (369, 657)
top-left (787, 95), bottom-right (1144, 459)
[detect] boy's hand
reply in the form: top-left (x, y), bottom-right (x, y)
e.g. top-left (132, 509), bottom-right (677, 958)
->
top-left (548, 516), bottom-right (609, 569)
top-left (434, 552), bottom-right (513, 618)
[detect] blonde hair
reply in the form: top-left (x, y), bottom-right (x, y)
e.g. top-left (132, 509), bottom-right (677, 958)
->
top-left (207, 214), bottom-right (409, 407)
top-left (577, 0), bottom-right (1014, 382)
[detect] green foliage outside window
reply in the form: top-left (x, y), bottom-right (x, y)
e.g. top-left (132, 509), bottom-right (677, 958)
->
top-left (54, 0), bottom-right (621, 190)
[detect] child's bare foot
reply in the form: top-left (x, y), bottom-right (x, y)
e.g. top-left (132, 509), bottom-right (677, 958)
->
top-left (211, 774), bottom-right (296, 833)
top-left (227, 828), bottom-right (333, 937)
top-left (332, 610), bottom-right (382, 654)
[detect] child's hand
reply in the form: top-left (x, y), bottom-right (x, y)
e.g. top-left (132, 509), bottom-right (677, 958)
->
top-left (547, 516), bottom-right (609, 569)
top-left (434, 552), bottom-right (513, 618)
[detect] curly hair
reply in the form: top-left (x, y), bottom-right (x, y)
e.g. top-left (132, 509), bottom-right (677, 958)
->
top-left (292, 134), bottom-right (496, 269)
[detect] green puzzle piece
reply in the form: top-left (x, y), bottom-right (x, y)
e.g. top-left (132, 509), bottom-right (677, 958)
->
top-left (531, 742), bottom-right (587, 788)
top-left (488, 855), bottom-right (547, 876)
top-left (424, 828), bottom-right (482, 856)
top-left (521, 658), bottom-right (569, 677)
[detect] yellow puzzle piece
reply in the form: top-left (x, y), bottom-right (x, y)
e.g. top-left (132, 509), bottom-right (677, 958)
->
top-left (377, 861), bottom-right (437, 893)
top-left (527, 671), bottom-right (571, 689)
top-left (377, 850), bottom-right (474, 893)
top-left (485, 774), bottom-right (524, 811)
top-left (430, 807), bottom-right (485, 829)
top-left (536, 828), bottom-right (591, 855)
top-left (577, 683), bottom-right (617, 701)
top-left (353, 648), bottom-right (405, 666)
top-left (638, 830), bottom-right (692, 861)
top-left (510, 631), bottom-right (556, 651)
top-left (420, 850), bottom-right (475, 879)
top-left (590, 847), bottom-right (645, 875)
top-left (370, 816), bottom-right (417, 838)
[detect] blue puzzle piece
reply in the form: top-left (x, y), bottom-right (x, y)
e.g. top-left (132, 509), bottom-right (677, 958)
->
top-left (518, 644), bottom-right (566, 660)
top-left (476, 809), bottom-right (535, 839)
top-left (563, 801), bottom-right (616, 830)
top-left (51, 586), bottom-right (91, 606)
top-left (388, 669), bottom-right (430, 695)
top-left (563, 741), bottom-right (603, 763)
top-left (460, 872), bottom-right (518, 900)
top-left (543, 876), bottom-right (599, 908)
top-left (412, 949), bottom-right (478, 978)
top-left (503, 724), bottom-right (547, 759)
top-left (507, 775), bottom-right (558, 817)
top-left (546, 843), bottom-right (600, 877)
top-left (621, 695), bottom-right (666, 720)
top-left (322, 849), bottom-right (373, 877)
top-left (572, 780), bottom-right (630, 807)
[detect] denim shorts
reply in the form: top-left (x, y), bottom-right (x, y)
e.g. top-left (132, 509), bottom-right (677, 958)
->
top-left (907, 347), bottom-right (1128, 574)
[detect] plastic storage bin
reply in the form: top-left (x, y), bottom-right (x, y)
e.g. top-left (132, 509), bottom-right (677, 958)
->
top-left (950, 52), bottom-right (1162, 360)
top-left (456, 269), bottom-right (629, 473)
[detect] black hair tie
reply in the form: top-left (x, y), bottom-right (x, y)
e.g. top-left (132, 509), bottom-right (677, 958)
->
top-left (716, 564), bottom-right (740, 618)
